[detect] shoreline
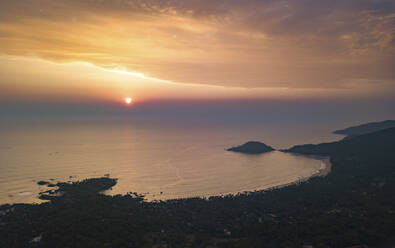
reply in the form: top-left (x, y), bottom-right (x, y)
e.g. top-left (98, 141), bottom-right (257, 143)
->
top-left (220, 156), bottom-right (332, 196)
top-left (262, 157), bottom-right (331, 191)
top-left (1, 156), bottom-right (333, 205)
top-left (150, 156), bottom-right (332, 201)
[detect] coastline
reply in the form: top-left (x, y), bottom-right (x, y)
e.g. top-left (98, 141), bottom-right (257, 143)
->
top-left (3, 125), bottom-right (394, 247)
top-left (255, 156), bottom-right (332, 193)
top-left (1, 155), bottom-right (332, 204)
top-left (160, 155), bottom-right (332, 200)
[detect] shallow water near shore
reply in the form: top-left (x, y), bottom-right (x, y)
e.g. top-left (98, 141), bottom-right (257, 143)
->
top-left (0, 118), bottom-right (339, 204)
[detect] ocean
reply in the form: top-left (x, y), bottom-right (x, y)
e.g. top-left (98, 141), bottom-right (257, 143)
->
top-left (0, 113), bottom-right (346, 204)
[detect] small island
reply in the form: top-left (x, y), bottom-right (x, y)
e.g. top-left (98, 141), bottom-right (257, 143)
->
top-left (227, 141), bottom-right (275, 154)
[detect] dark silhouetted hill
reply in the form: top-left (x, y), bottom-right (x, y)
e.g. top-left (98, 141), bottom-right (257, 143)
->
top-left (333, 120), bottom-right (395, 140)
top-left (284, 126), bottom-right (395, 157)
top-left (227, 141), bottom-right (275, 154)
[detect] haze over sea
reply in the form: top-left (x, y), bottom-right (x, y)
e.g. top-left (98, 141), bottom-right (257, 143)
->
top-left (1, 100), bottom-right (394, 204)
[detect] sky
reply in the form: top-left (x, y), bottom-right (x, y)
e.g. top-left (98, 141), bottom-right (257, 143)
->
top-left (0, 0), bottom-right (394, 111)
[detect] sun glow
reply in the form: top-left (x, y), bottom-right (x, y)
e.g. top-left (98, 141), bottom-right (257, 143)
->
top-left (125, 97), bottom-right (132, 104)
top-left (105, 67), bottom-right (147, 78)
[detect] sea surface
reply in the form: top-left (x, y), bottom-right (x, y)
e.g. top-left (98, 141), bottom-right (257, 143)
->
top-left (0, 116), bottom-right (344, 204)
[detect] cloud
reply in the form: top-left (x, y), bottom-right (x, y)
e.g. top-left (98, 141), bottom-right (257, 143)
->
top-left (0, 0), bottom-right (394, 89)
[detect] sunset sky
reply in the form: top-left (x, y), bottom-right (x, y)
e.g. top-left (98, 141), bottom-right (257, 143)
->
top-left (0, 0), bottom-right (394, 107)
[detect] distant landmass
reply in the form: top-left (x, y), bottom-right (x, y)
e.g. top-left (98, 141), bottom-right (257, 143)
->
top-left (227, 141), bottom-right (275, 154)
top-left (333, 120), bottom-right (395, 139)
top-left (285, 126), bottom-right (395, 156)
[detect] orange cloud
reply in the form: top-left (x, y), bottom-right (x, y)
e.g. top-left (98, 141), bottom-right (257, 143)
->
top-left (0, 0), bottom-right (394, 92)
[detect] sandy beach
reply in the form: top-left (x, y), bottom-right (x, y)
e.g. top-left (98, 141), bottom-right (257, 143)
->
top-left (216, 156), bottom-right (332, 197)
top-left (258, 156), bottom-right (332, 193)
top-left (165, 155), bottom-right (333, 200)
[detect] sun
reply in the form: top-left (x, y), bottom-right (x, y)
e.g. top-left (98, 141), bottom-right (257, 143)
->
top-left (125, 97), bottom-right (132, 104)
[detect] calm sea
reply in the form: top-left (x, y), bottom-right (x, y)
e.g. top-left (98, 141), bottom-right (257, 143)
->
top-left (0, 116), bottom-right (344, 204)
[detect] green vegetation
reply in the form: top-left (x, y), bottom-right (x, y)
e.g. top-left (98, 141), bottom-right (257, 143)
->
top-left (227, 141), bottom-right (275, 154)
top-left (1, 128), bottom-right (395, 247)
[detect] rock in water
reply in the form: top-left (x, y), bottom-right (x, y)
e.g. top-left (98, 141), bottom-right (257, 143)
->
top-left (227, 141), bottom-right (275, 154)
